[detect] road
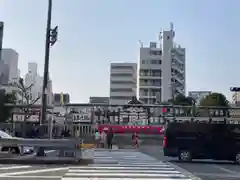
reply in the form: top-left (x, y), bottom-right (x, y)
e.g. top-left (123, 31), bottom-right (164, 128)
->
top-left (0, 164), bottom-right (68, 180)
top-left (140, 145), bottom-right (240, 180)
top-left (1, 146), bottom-right (240, 180)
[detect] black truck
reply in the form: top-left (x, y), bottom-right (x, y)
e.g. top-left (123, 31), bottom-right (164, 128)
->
top-left (163, 122), bottom-right (240, 164)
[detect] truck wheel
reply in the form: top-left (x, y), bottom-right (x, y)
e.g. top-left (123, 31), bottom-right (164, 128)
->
top-left (178, 150), bottom-right (192, 162)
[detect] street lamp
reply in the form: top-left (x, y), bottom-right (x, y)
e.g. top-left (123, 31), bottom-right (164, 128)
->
top-left (40, 0), bottom-right (58, 129)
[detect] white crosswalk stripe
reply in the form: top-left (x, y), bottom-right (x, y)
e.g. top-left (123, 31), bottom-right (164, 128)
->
top-left (61, 150), bottom-right (198, 180)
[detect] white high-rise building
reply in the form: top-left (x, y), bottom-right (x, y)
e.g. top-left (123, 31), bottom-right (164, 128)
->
top-left (1, 48), bottom-right (19, 83)
top-left (24, 62), bottom-right (53, 106)
top-left (110, 63), bottom-right (137, 104)
top-left (137, 23), bottom-right (186, 104)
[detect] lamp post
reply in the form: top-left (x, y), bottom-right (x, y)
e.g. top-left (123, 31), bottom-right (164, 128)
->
top-left (40, 0), bottom-right (58, 128)
top-left (0, 21), bottom-right (4, 61)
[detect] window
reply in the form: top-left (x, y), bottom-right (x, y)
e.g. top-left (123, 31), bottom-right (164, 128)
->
top-left (167, 36), bottom-right (170, 40)
top-left (152, 70), bottom-right (161, 77)
top-left (111, 81), bottom-right (134, 84)
top-left (111, 66), bottom-right (133, 70)
top-left (111, 96), bottom-right (132, 100)
top-left (110, 88), bottom-right (133, 92)
top-left (149, 50), bottom-right (162, 56)
top-left (111, 73), bottom-right (132, 77)
top-left (142, 60), bottom-right (145, 64)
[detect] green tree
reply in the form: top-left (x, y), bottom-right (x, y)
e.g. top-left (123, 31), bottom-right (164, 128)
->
top-left (199, 93), bottom-right (229, 107)
top-left (172, 94), bottom-right (195, 106)
top-left (0, 91), bottom-right (16, 123)
top-left (199, 93), bottom-right (229, 117)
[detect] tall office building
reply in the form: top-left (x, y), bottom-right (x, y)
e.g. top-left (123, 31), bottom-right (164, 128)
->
top-left (110, 63), bottom-right (137, 104)
top-left (137, 23), bottom-right (186, 104)
top-left (25, 62), bottom-right (53, 105)
top-left (1, 48), bottom-right (19, 84)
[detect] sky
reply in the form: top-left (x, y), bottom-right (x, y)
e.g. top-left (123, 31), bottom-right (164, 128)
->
top-left (0, 0), bottom-right (240, 103)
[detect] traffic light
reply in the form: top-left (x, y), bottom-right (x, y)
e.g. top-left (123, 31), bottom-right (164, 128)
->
top-left (230, 87), bottom-right (240, 92)
top-left (50, 26), bottom-right (58, 46)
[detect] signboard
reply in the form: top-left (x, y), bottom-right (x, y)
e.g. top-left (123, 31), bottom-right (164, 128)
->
top-left (98, 124), bottom-right (163, 134)
top-left (12, 114), bottom-right (40, 122)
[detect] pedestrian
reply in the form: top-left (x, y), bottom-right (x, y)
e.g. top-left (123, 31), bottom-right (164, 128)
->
top-left (132, 132), bottom-right (139, 148)
top-left (95, 129), bottom-right (101, 148)
top-left (100, 128), bottom-right (107, 148)
top-left (106, 127), bottom-right (114, 149)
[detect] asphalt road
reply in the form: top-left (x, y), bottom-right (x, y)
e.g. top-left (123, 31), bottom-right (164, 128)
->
top-left (140, 145), bottom-right (240, 180)
top-left (0, 164), bottom-right (68, 180)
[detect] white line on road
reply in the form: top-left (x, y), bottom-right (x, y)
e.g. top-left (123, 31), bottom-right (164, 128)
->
top-left (194, 172), bottom-right (240, 178)
top-left (0, 175), bottom-right (62, 179)
top-left (61, 178), bottom-right (192, 180)
top-left (68, 169), bottom-right (181, 174)
top-left (0, 167), bottom-right (69, 177)
top-left (65, 172), bottom-right (187, 178)
top-left (0, 165), bottom-right (31, 170)
top-left (85, 165), bottom-right (172, 169)
top-left (215, 165), bottom-right (239, 174)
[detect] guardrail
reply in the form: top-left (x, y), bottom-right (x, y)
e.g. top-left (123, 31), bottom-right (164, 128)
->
top-left (0, 138), bottom-right (83, 159)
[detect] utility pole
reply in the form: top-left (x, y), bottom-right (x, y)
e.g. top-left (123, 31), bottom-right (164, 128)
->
top-left (0, 22), bottom-right (4, 61)
top-left (172, 69), bottom-right (176, 119)
top-left (40, 0), bottom-right (58, 130)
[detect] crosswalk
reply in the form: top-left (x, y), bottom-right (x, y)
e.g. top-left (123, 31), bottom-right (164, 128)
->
top-left (61, 150), bottom-right (198, 180)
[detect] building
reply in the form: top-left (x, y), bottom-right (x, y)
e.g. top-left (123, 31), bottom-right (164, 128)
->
top-left (137, 23), bottom-right (186, 104)
top-left (89, 96), bottom-right (109, 104)
top-left (232, 92), bottom-right (240, 105)
top-left (188, 91), bottom-right (212, 104)
top-left (53, 93), bottom-right (70, 106)
top-left (24, 62), bottom-right (53, 106)
top-left (0, 60), bottom-right (9, 84)
top-left (1, 48), bottom-right (19, 84)
top-left (110, 62), bottom-right (137, 104)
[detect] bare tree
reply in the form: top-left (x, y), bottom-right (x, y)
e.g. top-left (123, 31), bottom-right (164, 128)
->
top-left (14, 78), bottom-right (41, 137)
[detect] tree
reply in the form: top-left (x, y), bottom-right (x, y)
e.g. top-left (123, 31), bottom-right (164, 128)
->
top-left (171, 94), bottom-right (195, 106)
top-left (14, 78), bottom-right (41, 137)
top-left (199, 93), bottom-right (229, 117)
top-left (199, 93), bottom-right (229, 107)
top-left (0, 92), bottom-right (16, 123)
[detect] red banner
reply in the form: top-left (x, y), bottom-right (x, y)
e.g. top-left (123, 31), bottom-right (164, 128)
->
top-left (98, 124), bottom-right (163, 134)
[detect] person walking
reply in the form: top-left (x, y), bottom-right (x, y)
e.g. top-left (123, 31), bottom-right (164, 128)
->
top-left (106, 128), bottom-right (114, 149)
top-left (95, 130), bottom-right (101, 148)
top-left (100, 128), bottom-right (107, 148)
top-left (132, 132), bottom-right (139, 148)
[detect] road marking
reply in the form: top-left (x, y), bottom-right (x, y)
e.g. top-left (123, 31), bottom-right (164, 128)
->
top-left (0, 167), bottom-right (69, 176)
top-left (68, 169), bottom-right (181, 174)
top-left (0, 175), bottom-right (62, 179)
top-left (195, 172), bottom-right (240, 178)
top-left (71, 166), bottom-right (175, 170)
top-left (215, 166), bottom-right (239, 174)
top-left (65, 172), bottom-right (187, 178)
top-left (62, 178), bottom-right (192, 180)
top-left (0, 165), bottom-right (31, 170)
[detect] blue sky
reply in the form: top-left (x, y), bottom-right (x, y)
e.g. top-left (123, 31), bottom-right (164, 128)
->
top-left (0, 0), bottom-right (240, 103)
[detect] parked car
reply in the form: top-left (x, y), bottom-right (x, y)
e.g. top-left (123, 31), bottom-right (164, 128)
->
top-left (163, 122), bottom-right (240, 164)
top-left (0, 130), bottom-right (33, 155)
